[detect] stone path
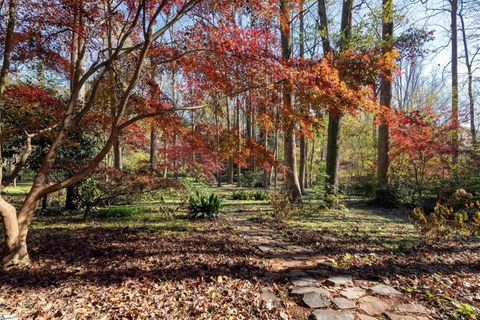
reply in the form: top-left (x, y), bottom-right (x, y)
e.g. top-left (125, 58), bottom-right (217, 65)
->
top-left (229, 214), bottom-right (433, 320)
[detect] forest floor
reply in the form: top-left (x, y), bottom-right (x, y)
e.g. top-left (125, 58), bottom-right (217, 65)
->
top-left (0, 185), bottom-right (479, 319)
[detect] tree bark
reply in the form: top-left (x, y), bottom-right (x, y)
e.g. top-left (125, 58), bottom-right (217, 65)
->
top-left (459, 6), bottom-right (477, 149)
top-left (376, 0), bottom-right (394, 185)
top-left (236, 98), bottom-right (242, 187)
top-left (451, 0), bottom-right (459, 163)
top-left (298, 0), bottom-right (307, 193)
top-left (0, 0), bottom-right (20, 266)
top-left (113, 139), bottom-right (123, 170)
top-left (324, 0), bottom-right (353, 194)
top-left (0, 0), bottom-right (16, 95)
top-left (280, 0), bottom-right (302, 202)
top-left (150, 125), bottom-right (158, 170)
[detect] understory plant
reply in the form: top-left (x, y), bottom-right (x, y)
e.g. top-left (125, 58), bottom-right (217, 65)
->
top-left (232, 190), bottom-right (268, 201)
top-left (411, 189), bottom-right (480, 243)
top-left (188, 192), bottom-right (224, 219)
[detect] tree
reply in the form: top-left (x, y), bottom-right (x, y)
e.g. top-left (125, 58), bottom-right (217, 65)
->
top-left (376, 0), bottom-right (394, 188)
top-left (325, 0), bottom-right (354, 194)
top-left (280, 0), bottom-right (302, 201)
top-left (459, 0), bottom-right (479, 149)
top-left (0, 0), bottom-right (17, 262)
top-left (450, 0), bottom-right (460, 164)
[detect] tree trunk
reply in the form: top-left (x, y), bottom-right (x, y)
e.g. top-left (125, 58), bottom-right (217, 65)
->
top-left (324, 0), bottom-right (353, 194)
top-left (376, 0), bottom-right (394, 185)
top-left (299, 136), bottom-right (307, 193)
top-left (326, 113), bottom-right (342, 193)
top-left (236, 97), bottom-right (242, 187)
top-left (280, 0), bottom-right (302, 202)
top-left (0, 0), bottom-right (21, 267)
top-left (226, 98), bottom-right (234, 184)
top-left (298, 0), bottom-right (307, 193)
top-left (65, 185), bottom-right (78, 210)
top-left (150, 125), bottom-right (158, 170)
top-left (451, 0), bottom-right (459, 163)
top-left (459, 8), bottom-right (477, 149)
top-left (0, 0), bottom-right (16, 95)
top-left (113, 139), bottom-right (123, 170)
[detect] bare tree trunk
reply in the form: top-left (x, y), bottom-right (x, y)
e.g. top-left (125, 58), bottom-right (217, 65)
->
top-left (299, 136), bottom-right (307, 192)
top-left (113, 139), bottom-right (123, 170)
top-left (308, 136), bottom-right (315, 187)
top-left (280, 0), bottom-right (302, 201)
top-left (150, 125), bottom-right (158, 170)
top-left (326, 114), bottom-right (342, 192)
top-left (0, 0), bottom-right (16, 95)
top-left (451, 0), bottom-right (459, 163)
top-left (298, 0), bottom-right (307, 193)
top-left (459, 6), bottom-right (477, 149)
top-left (376, 0), bottom-right (394, 185)
top-left (236, 98), bottom-right (241, 187)
top-left (324, 0), bottom-right (353, 194)
top-left (226, 98), bottom-right (234, 184)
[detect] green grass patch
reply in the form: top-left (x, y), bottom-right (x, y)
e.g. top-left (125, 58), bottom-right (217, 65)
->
top-left (2, 185), bottom-right (32, 196)
top-left (285, 207), bottom-right (421, 249)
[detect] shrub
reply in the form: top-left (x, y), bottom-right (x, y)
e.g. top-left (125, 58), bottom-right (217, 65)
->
top-left (231, 190), bottom-right (268, 201)
top-left (240, 171), bottom-right (264, 188)
top-left (232, 190), bottom-right (250, 200)
top-left (188, 192), bottom-right (224, 219)
top-left (411, 189), bottom-right (480, 243)
top-left (268, 191), bottom-right (305, 220)
top-left (78, 167), bottom-right (183, 217)
top-left (252, 190), bottom-right (268, 200)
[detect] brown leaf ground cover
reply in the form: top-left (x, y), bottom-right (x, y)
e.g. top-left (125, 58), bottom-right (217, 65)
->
top-left (0, 212), bottom-right (289, 320)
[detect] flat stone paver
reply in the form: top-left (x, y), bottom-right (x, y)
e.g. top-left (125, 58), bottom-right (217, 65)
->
top-left (333, 297), bottom-right (356, 309)
top-left (326, 276), bottom-right (353, 287)
top-left (356, 314), bottom-right (378, 320)
top-left (340, 287), bottom-right (366, 299)
top-left (303, 291), bottom-right (332, 308)
top-left (312, 310), bottom-right (355, 320)
top-left (395, 303), bottom-right (429, 314)
top-left (370, 284), bottom-right (402, 296)
top-left (385, 313), bottom-right (417, 320)
top-left (291, 286), bottom-right (331, 296)
top-left (358, 296), bottom-right (389, 316)
top-left (291, 278), bottom-right (318, 287)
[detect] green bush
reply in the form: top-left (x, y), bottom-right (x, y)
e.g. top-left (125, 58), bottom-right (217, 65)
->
top-left (188, 192), bottom-right (224, 219)
top-left (232, 190), bottom-right (268, 201)
top-left (232, 190), bottom-right (250, 200)
top-left (252, 191), bottom-right (268, 200)
top-left (240, 171), bottom-right (264, 188)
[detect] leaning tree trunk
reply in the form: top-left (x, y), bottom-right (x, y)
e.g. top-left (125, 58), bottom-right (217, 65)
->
top-left (150, 125), bottom-right (158, 170)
